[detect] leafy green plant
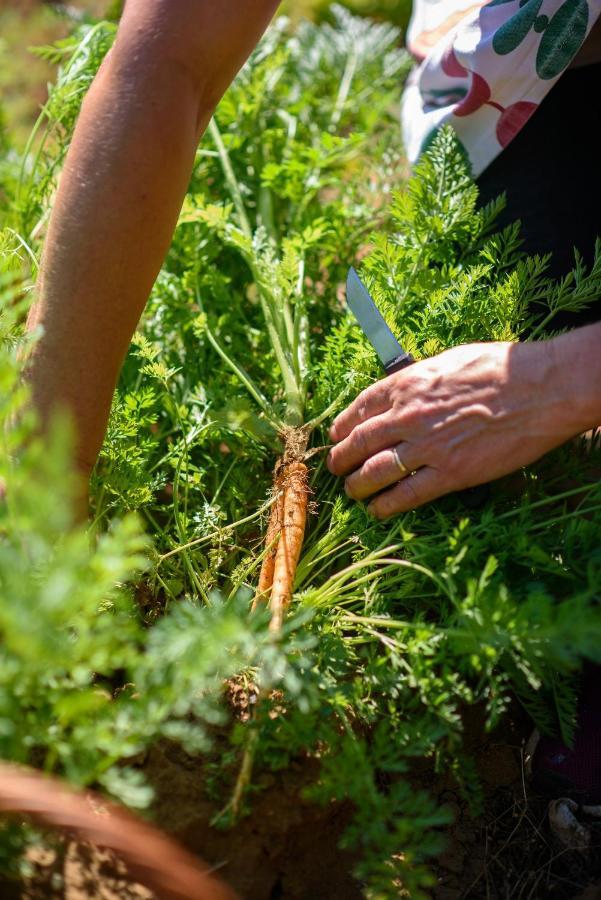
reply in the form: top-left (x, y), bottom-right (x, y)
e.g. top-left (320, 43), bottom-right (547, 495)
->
top-left (0, 304), bottom-right (306, 883)
top-left (0, 294), bottom-right (277, 811)
top-left (3, 9), bottom-right (601, 899)
top-left (87, 8), bottom-right (410, 611)
top-left (283, 0), bottom-right (412, 31)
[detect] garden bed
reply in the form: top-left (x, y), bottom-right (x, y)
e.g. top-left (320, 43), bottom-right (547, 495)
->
top-left (8, 706), bottom-right (601, 898)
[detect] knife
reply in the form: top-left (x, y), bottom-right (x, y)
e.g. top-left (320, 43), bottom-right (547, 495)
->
top-left (346, 267), bottom-right (414, 376)
top-left (345, 266), bottom-right (489, 509)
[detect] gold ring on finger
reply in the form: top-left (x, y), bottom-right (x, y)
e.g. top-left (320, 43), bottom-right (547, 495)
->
top-left (391, 446), bottom-right (409, 477)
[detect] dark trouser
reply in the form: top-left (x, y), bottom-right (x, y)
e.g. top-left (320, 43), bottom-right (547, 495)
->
top-left (476, 61), bottom-right (601, 331)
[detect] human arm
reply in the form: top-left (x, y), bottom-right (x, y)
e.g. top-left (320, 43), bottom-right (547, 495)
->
top-left (327, 323), bottom-right (601, 518)
top-left (25, 0), bottom-right (280, 481)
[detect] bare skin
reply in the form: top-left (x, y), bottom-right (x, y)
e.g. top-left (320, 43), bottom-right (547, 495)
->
top-left (26, 0), bottom-right (280, 485)
top-left (328, 323), bottom-right (601, 518)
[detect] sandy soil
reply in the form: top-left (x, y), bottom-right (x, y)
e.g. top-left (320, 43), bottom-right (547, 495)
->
top-left (3, 706), bottom-right (601, 899)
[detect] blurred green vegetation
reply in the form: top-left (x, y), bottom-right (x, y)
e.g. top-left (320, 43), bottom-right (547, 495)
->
top-left (283, 0), bottom-right (411, 28)
top-left (0, 2), bottom-right (117, 147)
top-left (0, 3), bottom-right (66, 148)
top-left (0, 0), bottom-right (409, 149)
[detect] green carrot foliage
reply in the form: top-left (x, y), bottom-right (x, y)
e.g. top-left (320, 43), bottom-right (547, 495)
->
top-left (1, 9), bottom-right (601, 897)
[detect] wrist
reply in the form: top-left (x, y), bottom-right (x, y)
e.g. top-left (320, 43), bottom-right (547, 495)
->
top-left (547, 323), bottom-right (601, 435)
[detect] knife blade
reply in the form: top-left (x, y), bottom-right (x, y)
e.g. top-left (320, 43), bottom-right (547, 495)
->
top-left (346, 267), bottom-right (414, 375)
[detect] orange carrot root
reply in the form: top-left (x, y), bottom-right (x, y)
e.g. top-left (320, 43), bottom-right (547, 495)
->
top-left (252, 478), bottom-right (284, 610)
top-left (230, 436), bottom-right (309, 821)
top-left (269, 461), bottom-right (309, 632)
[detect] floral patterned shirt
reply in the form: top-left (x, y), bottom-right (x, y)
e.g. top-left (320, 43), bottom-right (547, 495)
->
top-left (402, 0), bottom-right (601, 175)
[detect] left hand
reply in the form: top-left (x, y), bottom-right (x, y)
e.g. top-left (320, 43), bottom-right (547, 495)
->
top-left (327, 340), bottom-right (578, 519)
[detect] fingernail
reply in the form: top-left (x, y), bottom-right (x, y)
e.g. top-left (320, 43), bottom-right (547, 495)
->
top-left (329, 424), bottom-right (338, 442)
top-left (366, 502), bottom-right (377, 518)
top-left (326, 453), bottom-right (335, 473)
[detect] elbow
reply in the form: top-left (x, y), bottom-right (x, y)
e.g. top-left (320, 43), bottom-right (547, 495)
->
top-left (105, 8), bottom-right (221, 133)
top-left (99, 43), bottom-right (218, 139)
top-left (105, 0), bottom-right (279, 137)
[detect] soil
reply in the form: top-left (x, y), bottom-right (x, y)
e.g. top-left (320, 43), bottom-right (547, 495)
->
top-left (430, 705), bottom-right (601, 900)
top-left (3, 741), bottom-right (358, 900)
top-left (15, 845), bottom-right (153, 900)
top-left (4, 702), bottom-right (601, 899)
top-left (141, 741), bottom-right (359, 900)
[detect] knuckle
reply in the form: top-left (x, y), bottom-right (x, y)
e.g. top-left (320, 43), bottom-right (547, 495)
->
top-left (402, 476), bottom-right (422, 509)
top-left (389, 387), bottom-right (405, 410)
top-left (374, 495), bottom-right (399, 520)
top-left (397, 399), bottom-right (421, 428)
top-left (356, 398), bottom-right (370, 424)
top-left (347, 453), bottom-right (388, 502)
top-left (369, 498), bottom-right (386, 519)
top-left (353, 425), bottom-right (369, 455)
top-left (353, 385), bottom-right (371, 413)
top-left (371, 486), bottom-right (405, 520)
top-left (362, 454), bottom-right (382, 480)
top-left (380, 478), bottom-right (422, 516)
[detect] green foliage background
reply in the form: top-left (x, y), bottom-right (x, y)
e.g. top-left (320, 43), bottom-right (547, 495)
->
top-left (1, 6), bottom-right (601, 899)
top-left (0, 1), bottom-right (409, 146)
top-left (285, 0), bottom-right (411, 28)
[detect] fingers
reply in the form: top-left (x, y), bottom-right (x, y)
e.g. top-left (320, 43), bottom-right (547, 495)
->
top-left (329, 379), bottom-right (392, 443)
top-left (327, 411), bottom-right (401, 477)
top-left (367, 467), bottom-right (450, 519)
top-left (344, 442), bottom-right (418, 501)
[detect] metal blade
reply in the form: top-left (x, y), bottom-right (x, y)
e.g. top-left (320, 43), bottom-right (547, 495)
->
top-left (346, 267), bottom-right (412, 373)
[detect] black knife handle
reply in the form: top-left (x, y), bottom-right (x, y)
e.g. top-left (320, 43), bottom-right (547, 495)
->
top-left (384, 354), bottom-right (415, 376)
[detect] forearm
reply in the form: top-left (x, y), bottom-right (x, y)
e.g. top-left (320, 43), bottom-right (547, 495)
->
top-left (26, 0), bottom-right (279, 475)
top-left (27, 53), bottom-right (201, 474)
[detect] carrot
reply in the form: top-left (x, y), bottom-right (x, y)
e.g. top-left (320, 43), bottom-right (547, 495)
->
top-left (225, 445), bottom-right (309, 822)
top-left (0, 762), bottom-right (237, 900)
top-left (269, 461), bottom-right (309, 632)
top-left (252, 476), bottom-right (284, 610)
